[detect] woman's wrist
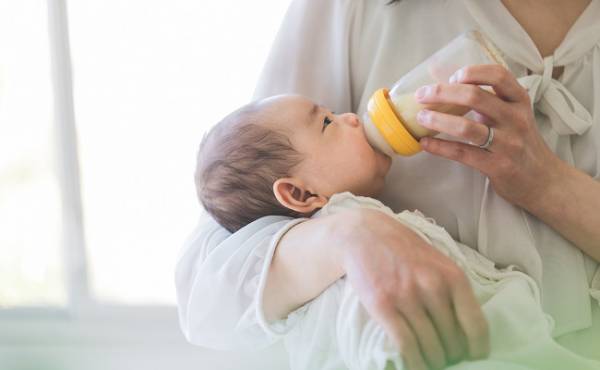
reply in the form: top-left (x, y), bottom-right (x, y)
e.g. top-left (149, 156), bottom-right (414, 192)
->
top-left (331, 208), bottom-right (395, 268)
top-left (329, 208), bottom-right (412, 271)
top-left (327, 208), bottom-right (376, 272)
top-left (519, 155), bottom-right (569, 215)
top-left (523, 158), bottom-right (600, 261)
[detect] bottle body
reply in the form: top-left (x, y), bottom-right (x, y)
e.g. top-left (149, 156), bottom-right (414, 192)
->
top-left (363, 30), bottom-right (507, 156)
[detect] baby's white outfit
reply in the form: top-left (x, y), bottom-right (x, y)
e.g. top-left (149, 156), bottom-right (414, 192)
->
top-left (256, 192), bottom-right (600, 370)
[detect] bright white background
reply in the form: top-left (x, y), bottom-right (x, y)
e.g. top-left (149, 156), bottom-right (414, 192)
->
top-left (0, 0), bottom-right (291, 306)
top-left (68, 0), bottom-right (292, 305)
top-left (0, 0), bottom-right (292, 369)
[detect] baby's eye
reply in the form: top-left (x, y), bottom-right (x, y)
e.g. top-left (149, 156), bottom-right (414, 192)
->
top-left (322, 116), bottom-right (333, 131)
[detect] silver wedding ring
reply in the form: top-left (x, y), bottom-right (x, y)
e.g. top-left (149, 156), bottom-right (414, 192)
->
top-left (478, 126), bottom-right (494, 150)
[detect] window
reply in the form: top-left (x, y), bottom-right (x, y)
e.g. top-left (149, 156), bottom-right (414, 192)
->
top-left (1, 0), bottom-right (291, 311)
top-left (0, 0), bottom-right (66, 308)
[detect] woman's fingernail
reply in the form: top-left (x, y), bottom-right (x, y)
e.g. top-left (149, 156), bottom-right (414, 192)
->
top-left (417, 109), bottom-right (431, 125)
top-left (415, 85), bottom-right (431, 100)
top-left (449, 69), bottom-right (463, 84)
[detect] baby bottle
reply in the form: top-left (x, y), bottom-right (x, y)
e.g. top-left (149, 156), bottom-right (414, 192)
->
top-left (363, 30), bottom-right (508, 156)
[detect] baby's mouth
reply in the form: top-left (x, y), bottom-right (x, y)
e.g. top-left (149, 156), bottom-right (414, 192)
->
top-left (370, 139), bottom-right (391, 160)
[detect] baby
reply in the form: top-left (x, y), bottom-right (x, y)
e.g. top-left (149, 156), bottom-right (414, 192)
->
top-left (193, 95), bottom-right (600, 370)
top-left (195, 94), bottom-right (391, 233)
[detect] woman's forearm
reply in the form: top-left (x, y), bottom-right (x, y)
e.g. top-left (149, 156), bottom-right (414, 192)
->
top-left (262, 210), bottom-right (358, 322)
top-left (525, 160), bottom-right (600, 262)
top-left (265, 207), bottom-right (489, 365)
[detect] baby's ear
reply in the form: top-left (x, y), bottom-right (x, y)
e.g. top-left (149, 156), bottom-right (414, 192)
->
top-left (273, 178), bottom-right (327, 214)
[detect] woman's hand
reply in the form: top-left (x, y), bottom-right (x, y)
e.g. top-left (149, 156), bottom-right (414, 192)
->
top-left (265, 208), bottom-right (488, 370)
top-left (338, 209), bottom-right (489, 370)
top-left (414, 64), bottom-right (564, 211)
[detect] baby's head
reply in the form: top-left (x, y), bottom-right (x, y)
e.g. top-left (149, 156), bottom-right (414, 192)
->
top-left (196, 94), bottom-right (392, 232)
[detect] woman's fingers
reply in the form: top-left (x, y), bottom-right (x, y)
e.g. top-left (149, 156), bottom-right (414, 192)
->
top-left (415, 82), bottom-right (513, 125)
top-left (419, 137), bottom-right (492, 177)
top-left (449, 64), bottom-right (530, 103)
top-left (378, 308), bottom-right (429, 370)
top-left (342, 213), bottom-right (488, 370)
top-left (419, 283), bottom-right (466, 365)
top-left (415, 64), bottom-right (559, 211)
top-left (417, 109), bottom-right (492, 148)
top-left (400, 303), bottom-right (448, 370)
top-left (450, 273), bottom-right (490, 360)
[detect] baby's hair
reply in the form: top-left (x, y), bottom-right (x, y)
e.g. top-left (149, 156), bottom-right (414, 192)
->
top-left (195, 103), bottom-right (306, 233)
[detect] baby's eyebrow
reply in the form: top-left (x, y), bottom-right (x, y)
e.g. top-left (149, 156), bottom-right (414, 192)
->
top-left (307, 103), bottom-right (319, 124)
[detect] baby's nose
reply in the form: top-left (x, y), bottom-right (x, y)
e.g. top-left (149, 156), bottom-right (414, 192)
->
top-left (342, 113), bottom-right (361, 127)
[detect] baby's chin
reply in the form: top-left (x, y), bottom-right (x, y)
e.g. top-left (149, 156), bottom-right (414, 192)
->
top-left (377, 151), bottom-right (393, 177)
top-left (355, 158), bottom-right (391, 198)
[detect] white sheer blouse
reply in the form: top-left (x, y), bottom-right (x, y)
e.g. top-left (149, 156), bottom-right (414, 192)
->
top-left (175, 0), bottom-right (600, 359)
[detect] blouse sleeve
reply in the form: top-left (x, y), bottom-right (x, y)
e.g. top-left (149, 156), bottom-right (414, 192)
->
top-left (252, 0), bottom-right (361, 113)
top-left (175, 212), bottom-right (306, 350)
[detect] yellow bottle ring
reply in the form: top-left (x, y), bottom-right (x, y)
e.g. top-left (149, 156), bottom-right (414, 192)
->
top-left (367, 88), bottom-right (421, 156)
